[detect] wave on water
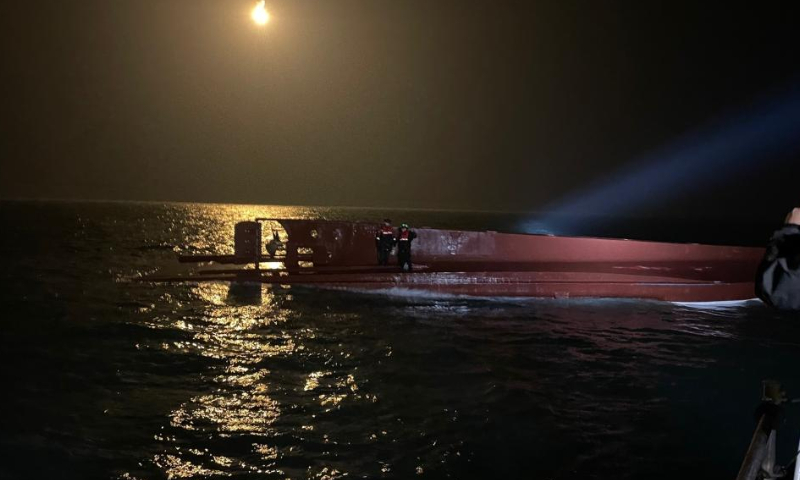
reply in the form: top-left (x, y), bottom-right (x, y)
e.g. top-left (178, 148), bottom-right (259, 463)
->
top-left (672, 298), bottom-right (764, 309)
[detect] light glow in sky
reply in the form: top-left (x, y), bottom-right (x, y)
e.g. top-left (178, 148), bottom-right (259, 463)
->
top-left (252, 1), bottom-right (269, 25)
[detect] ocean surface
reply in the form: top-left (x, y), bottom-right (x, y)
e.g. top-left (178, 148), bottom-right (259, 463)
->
top-left (1, 200), bottom-right (800, 480)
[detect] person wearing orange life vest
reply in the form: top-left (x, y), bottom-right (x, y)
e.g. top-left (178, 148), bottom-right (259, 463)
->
top-left (396, 223), bottom-right (417, 271)
top-left (375, 218), bottom-right (396, 266)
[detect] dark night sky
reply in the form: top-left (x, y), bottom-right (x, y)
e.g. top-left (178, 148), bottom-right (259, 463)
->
top-left (1, 0), bottom-right (799, 218)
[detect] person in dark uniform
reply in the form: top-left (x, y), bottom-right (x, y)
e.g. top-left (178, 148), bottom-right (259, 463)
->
top-left (756, 208), bottom-right (800, 310)
top-left (396, 223), bottom-right (417, 271)
top-left (375, 219), bottom-right (396, 266)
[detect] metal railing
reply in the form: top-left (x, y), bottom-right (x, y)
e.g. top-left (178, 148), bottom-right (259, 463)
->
top-left (736, 380), bottom-right (798, 480)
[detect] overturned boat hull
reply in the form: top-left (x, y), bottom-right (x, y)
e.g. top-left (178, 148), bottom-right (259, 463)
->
top-left (145, 219), bottom-right (765, 302)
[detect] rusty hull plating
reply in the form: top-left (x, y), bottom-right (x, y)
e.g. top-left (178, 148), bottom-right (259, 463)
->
top-left (158, 218), bottom-right (765, 302)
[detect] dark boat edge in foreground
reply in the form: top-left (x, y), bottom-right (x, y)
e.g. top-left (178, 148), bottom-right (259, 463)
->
top-left (141, 218), bottom-right (765, 302)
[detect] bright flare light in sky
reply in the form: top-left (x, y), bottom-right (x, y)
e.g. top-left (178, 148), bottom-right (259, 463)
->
top-left (252, 1), bottom-right (269, 25)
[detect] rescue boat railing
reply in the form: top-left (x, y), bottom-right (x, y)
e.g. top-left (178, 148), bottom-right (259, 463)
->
top-left (736, 380), bottom-right (799, 480)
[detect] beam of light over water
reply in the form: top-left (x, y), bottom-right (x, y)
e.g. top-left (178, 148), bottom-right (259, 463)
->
top-left (521, 85), bottom-right (800, 235)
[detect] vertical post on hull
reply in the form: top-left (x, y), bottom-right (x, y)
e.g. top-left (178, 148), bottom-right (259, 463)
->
top-left (234, 221), bottom-right (262, 271)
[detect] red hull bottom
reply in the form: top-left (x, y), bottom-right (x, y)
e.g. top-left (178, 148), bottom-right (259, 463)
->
top-left (150, 269), bottom-right (758, 302)
top-left (154, 218), bottom-right (765, 303)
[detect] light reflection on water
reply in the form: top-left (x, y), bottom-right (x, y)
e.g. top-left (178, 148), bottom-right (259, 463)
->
top-left (141, 279), bottom-right (375, 479)
top-left (153, 284), bottom-right (287, 476)
top-left (163, 203), bottom-right (326, 256)
top-left (134, 278), bottom-right (770, 479)
top-left (3, 201), bottom-right (800, 480)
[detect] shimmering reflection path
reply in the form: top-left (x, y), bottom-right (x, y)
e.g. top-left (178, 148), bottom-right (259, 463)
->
top-left (143, 282), bottom-right (392, 479)
top-left (2, 201), bottom-right (800, 480)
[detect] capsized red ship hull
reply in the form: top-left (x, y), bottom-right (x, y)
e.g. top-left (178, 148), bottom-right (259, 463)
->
top-left (149, 219), bottom-right (765, 302)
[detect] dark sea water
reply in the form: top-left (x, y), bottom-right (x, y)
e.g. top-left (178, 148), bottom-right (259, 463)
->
top-left (2, 200), bottom-right (800, 480)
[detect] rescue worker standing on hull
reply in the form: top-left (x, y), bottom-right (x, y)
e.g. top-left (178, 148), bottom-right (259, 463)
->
top-left (756, 207), bottom-right (800, 310)
top-left (397, 223), bottom-right (417, 271)
top-left (375, 219), bottom-right (396, 266)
